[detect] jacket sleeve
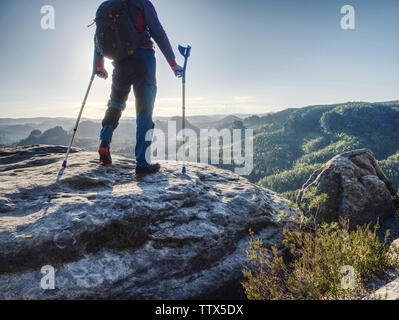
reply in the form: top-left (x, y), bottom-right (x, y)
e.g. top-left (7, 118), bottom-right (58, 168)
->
top-left (93, 38), bottom-right (104, 75)
top-left (141, 0), bottom-right (177, 67)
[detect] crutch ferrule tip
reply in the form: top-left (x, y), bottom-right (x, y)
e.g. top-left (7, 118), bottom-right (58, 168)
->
top-left (62, 161), bottom-right (67, 168)
top-left (182, 166), bottom-right (186, 174)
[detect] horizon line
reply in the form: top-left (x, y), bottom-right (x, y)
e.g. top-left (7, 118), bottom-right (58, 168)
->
top-left (0, 99), bottom-right (397, 121)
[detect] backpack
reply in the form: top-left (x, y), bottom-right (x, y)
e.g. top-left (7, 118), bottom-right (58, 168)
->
top-left (95, 0), bottom-right (142, 61)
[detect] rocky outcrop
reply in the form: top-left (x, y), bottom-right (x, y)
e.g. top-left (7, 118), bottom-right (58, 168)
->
top-left (364, 239), bottom-right (399, 300)
top-left (297, 149), bottom-right (396, 229)
top-left (389, 239), bottom-right (399, 261)
top-left (0, 145), bottom-right (297, 300)
top-left (373, 278), bottom-right (399, 300)
top-left (374, 239), bottom-right (399, 300)
top-left (17, 127), bottom-right (70, 147)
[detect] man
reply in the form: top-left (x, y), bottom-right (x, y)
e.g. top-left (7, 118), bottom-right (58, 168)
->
top-left (94, 0), bottom-right (183, 178)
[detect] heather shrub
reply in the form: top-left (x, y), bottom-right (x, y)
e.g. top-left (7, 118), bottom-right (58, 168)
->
top-left (242, 192), bottom-right (398, 300)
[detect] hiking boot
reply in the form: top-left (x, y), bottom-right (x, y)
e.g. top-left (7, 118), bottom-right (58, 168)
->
top-left (135, 163), bottom-right (160, 178)
top-left (98, 141), bottom-right (112, 165)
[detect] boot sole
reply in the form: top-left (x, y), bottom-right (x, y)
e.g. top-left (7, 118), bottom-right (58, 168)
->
top-left (134, 168), bottom-right (160, 179)
top-left (99, 148), bottom-right (112, 165)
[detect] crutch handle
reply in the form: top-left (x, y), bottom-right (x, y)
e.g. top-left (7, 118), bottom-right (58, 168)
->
top-left (178, 45), bottom-right (191, 59)
top-left (178, 45), bottom-right (192, 84)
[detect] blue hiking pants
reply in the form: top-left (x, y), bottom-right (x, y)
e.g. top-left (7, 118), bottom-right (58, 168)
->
top-left (100, 49), bottom-right (157, 168)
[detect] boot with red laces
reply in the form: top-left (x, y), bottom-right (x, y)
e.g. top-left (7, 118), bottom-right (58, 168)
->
top-left (98, 141), bottom-right (112, 165)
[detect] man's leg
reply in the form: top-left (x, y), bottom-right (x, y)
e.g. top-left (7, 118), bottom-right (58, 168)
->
top-left (98, 100), bottom-right (126, 165)
top-left (135, 85), bottom-right (156, 168)
top-left (100, 100), bottom-right (126, 143)
top-left (132, 49), bottom-right (158, 170)
top-left (99, 66), bottom-right (130, 164)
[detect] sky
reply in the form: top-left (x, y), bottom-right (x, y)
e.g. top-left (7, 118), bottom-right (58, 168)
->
top-left (0, 0), bottom-right (398, 119)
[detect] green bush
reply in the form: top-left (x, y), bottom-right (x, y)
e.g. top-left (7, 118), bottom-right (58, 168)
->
top-left (242, 192), bottom-right (398, 300)
top-left (242, 220), bottom-right (396, 300)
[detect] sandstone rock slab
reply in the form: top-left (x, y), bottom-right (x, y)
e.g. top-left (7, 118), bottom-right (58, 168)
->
top-left (0, 145), bottom-right (297, 299)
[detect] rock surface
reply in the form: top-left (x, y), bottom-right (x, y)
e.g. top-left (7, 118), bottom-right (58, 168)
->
top-left (373, 237), bottom-right (399, 300)
top-left (0, 145), bottom-right (297, 300)
top-left (297, 149), bottom-right (396, 228)
top-left (371, 277), bottom-right (399, 300)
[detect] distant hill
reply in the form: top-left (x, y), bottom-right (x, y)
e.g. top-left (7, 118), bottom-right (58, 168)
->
top-left (0, 118), bottom-right (78, 131)
top-left (75, 121), bottom-right (102, 140)
top-left (154, 117), bottom-right (200, 137)
top-left (248, 101), bottom-right (399, 200)
top-left (0, 125), bottom-right (36, 145)
top-left (17, 126), bottom-right (70, 147)
top-left (188, 115), bottom-right (245, 130)
top-left (0, 118), bottom-right (90, 145)
top-left (214, 115), bottom-right (241, 130)
top-left (4, 101), bottom-right (399, 201)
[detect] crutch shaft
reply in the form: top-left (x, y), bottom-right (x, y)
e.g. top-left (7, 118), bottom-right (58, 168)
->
top-left (182, 83), bottom-right (186, 165)
top-left (63, 74), bottom-right (95, 168)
